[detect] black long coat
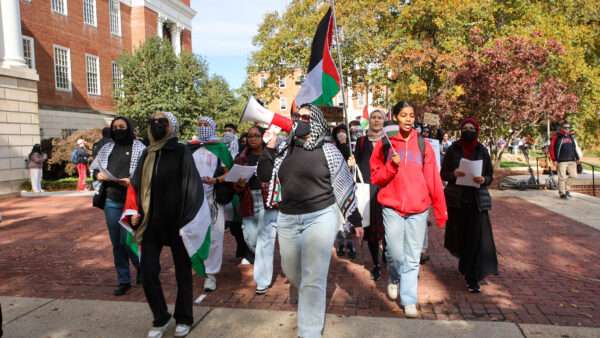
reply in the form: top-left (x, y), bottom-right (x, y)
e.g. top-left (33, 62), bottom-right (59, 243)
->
top-left (131, 138), bottom-right (203, 245)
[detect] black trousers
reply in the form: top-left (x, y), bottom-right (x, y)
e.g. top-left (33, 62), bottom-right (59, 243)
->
top-left (141, 235), bottom-right (193, 326)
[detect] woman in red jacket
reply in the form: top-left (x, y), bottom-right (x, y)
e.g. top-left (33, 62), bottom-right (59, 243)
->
top-left (370, 101), bottom-right (447, 318)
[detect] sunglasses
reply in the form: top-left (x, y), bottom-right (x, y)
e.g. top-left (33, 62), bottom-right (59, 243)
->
top-left (148, 117), bottom-right (169, 125)
top-left (296, 114), bottom-right (311, 122)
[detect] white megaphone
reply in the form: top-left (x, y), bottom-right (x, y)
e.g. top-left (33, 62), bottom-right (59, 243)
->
top-left (240, 96), bottom-right (293, 133)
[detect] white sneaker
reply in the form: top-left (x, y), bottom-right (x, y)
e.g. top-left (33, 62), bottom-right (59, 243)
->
top-left (147, 318), bottom-right (173, 338)
top-left (387, 282), bottom-right (399, 300)
top-left (174, 324), bottom-right (191, 337)
top-left (204, 274), bottom-right (217, 292)
top-left (404, 304), bottom-right (419, 318)
top-left (240, 258), bottom-right (251, 265)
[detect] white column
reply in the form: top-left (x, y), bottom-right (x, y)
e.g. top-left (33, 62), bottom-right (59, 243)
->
top-left (171, 24), bottom-right (183, 56)
top-left (0, 0), bottom-right (27, 69)
top-left (156, 15), bottom-right (166, 38)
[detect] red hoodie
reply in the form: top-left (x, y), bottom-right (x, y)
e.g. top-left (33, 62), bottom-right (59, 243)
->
top-left (370, 129), bottom-right (448, 227)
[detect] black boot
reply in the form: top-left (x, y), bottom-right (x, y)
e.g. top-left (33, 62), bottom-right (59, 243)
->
top-left (337, 243), bottom-right (345, 257)
top-left (370, 265), bottom-right (381, 281)
top-left (113, 283), bottom-right (131, 296)
top-left (347, 242), bottom-right (356, 259)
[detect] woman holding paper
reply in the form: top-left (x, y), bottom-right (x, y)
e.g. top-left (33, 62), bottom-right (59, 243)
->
top-left (370, 101), bottom-right (447, 318)
top-left (233, 126), bottom-right (278, 295)
top-left (93, 116), bottom-right (145, 296)
top-left (441, 118), bottom-right (497, 293)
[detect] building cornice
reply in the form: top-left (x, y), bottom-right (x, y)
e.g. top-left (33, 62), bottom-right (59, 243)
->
top-left (131, 0), bottom-right (196, 30)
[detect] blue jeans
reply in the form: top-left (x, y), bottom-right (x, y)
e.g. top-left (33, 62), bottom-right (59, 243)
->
top-left (382, 208), bottom-right (429, 306)
top-left (242, 190), bottom-right (278, 289)
top-left (277, 204), bottom-right (339, 338)
top-left (104, 198), bottom-right (139, 285)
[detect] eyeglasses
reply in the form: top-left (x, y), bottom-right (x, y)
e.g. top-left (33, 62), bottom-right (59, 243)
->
top-left (148, 117), bottom-right (169, 125)
top-left (296, 114), bottom-right (311, 122)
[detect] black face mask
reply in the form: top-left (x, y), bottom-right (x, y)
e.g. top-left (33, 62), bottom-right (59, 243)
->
top-left (112, 129), bottom-right (132, 145)
top-left (461, 130), bottom-right (477, 142)
top-left (294, 121), bottom-right (311, 138)
top-left (150, 124), bottom-right (168, 141)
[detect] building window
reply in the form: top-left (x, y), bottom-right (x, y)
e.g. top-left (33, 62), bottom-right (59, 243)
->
top-left (112, 62), bottom-right (123, 98)
top-left (51, 0), bottom-right (67, 15)
top-left (61, 128), bottom-right (76, 138)
top-left (109, 0), bottom-right (121, 36)
top-left (259, 75), bottom-right (266, 89)
top-left (278, 77), bottom-right (286, 88)
top-left (83, 0), bottom-right (97, 26)
top-left (86, 54), bottom-right (101, 96)
top-left (22, 36), bottom-right (35, 70)
top-left (53, 45), bottom-right (71, 91)
top-left (280, 97), bottom-right (287, 111)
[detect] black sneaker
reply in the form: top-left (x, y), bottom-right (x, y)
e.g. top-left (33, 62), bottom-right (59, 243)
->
top-left (419, 253), bottom-right (430, 265)
top-left (559, 193), bottom-right (567, 199)
top-left (113, 283), bottom-right (131, 296)
top-left (565, 191), bottom-right (572, 199)
top-left (370, 265), bottom-right (381, 281)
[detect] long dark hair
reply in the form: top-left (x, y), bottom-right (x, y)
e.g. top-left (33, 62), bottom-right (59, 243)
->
top-left (29, 144), bottom-right (42, 158)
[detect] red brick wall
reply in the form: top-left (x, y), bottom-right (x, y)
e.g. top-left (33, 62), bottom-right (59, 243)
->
top-left (19, 0), bottom-right (132, 113)
top-left (181, 0), bottom-right (191, 6)
top-left (130, 6), bottom-right (157, 50)
top-left (182, 29), bottom-right (192, 52)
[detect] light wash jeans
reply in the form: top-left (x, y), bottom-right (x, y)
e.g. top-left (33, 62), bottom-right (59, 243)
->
top-left (29, 168), bottom-right (42, 192)
top-left (277, 204), bottom-right (339, 338)
top-left (382, 207), bottom-right (429, 306)
top-left (243, 190), bottom-right (278, 289)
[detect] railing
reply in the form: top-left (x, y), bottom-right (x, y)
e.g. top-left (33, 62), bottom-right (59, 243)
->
top-left (581, 161), bottom-right (598, 197)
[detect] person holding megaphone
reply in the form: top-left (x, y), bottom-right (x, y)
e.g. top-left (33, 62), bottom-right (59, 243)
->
top-left (257, 104), bottom-right (363, 338)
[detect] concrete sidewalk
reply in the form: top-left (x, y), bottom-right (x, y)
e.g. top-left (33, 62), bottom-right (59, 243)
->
top-left (491, 189), bottom-right (600, 231)
top-left (2, 297), bottom-right (600, 338)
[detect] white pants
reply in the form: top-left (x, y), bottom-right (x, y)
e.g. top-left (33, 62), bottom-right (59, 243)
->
top-left (29, 168), bottom-right (42, 192)
top-left (205, 193), bottom-right (225, 275)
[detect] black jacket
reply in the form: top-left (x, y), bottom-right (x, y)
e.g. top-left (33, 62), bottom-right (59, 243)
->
top-left (441, 143), bottom-right (493, 212)
top-left (131, 138), bottom-right (203, 245)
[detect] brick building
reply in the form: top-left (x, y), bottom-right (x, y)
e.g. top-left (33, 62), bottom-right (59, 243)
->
top-left (19, 0), bottom-right (196, 138)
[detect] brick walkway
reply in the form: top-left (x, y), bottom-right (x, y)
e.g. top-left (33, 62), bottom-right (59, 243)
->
top-left (1, 194), bottom-right (599, 327)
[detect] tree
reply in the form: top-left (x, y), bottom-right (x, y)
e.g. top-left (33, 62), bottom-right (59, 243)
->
top-left (452, 35), bottom-right (578, 166)
top-left (116, 38), bottom-right (208, 138)
top-left (197, 75), bottom-right (241, 130)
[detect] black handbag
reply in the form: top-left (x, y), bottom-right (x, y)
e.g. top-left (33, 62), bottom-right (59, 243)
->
top-left (577, 163), bottom-right (583, 174)
top-left (92, 183), bottom-right (107, 209)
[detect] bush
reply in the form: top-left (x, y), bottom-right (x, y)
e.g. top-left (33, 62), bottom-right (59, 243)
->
top-left (20, 177), bottom-right (93, 192)
top-left (47, 129), bottom-right (102, 175)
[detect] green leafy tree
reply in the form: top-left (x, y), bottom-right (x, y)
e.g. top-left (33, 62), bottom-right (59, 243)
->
top-left (197, 75), bottom-right (241, 130)
top-left (116, 37), bottom-right (208, 138)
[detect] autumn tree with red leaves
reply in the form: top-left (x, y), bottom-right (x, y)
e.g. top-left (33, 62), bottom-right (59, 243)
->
top-left (452, 35), bottom-right (579, 165)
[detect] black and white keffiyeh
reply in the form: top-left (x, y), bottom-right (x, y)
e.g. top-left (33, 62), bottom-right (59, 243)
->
top-left (92, 140), bottom-right (146, 177)
top-left (266, 105), bottom-right (357, 221)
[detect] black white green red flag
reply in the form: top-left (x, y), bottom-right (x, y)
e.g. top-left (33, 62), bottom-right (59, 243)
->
top-left (295, 7), bottom-right (340, 107)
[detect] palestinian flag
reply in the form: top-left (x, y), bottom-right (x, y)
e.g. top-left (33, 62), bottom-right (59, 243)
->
top-left (383, 121), bottom-right (399, 138)
top-left (295, 7), bottom-right (340, 107)
top-left (119, 184), bottom-right (213, 277)
top-left (360, 105), bottom-right (369, 129)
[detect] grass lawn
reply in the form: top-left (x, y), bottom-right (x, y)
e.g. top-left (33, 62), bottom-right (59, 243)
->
top-left (20, 177), bottom-right (93, 192)
top-left (500, 161), bottom-right (528, 168)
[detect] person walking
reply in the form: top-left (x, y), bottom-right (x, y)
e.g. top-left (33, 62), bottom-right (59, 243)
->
top-left (92, 117), bottom-right (145, 296)
top-left (233, 126), bottom-right (278, 294)
top-left (353, 109), bottom-right (387, 280)
top-left (258, 104), bottom-right (363, 338)
top-left (27, 144), bottom-right (47, 193)
top-left (550, 122), bottom-right (583, 199)
top-left (125, 112), bottom-right (204, 338)
top-left (370, 101), bottom-right (447, 318)
top-left (189, 116), bottom-right (233, 292)
top-left (441, 117), bottom-right (498, 293)
top-left (332, 124), bottom-right (356, 259)
top-left (72, 139), bottom-right (90, 191)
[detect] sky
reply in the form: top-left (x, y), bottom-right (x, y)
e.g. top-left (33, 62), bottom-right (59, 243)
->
top-left (190, 0), bottom-right (291, 89)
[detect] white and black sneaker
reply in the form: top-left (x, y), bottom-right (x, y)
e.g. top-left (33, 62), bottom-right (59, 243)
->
top-left (174, 324), bottom-right (191, 337)
top-left (256, 286), bottom-right (269, 295)
top-left (147, 318), bottom-right (173, 338)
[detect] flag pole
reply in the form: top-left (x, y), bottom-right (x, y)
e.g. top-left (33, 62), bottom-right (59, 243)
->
top-left (329, 0), bottom-right (353, 157)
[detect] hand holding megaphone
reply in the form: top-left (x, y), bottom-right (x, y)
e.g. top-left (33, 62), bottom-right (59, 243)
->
top-left (263, 125), bottom-right (280, 149)
top-left (240, 96), bottom-right (293, 133)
